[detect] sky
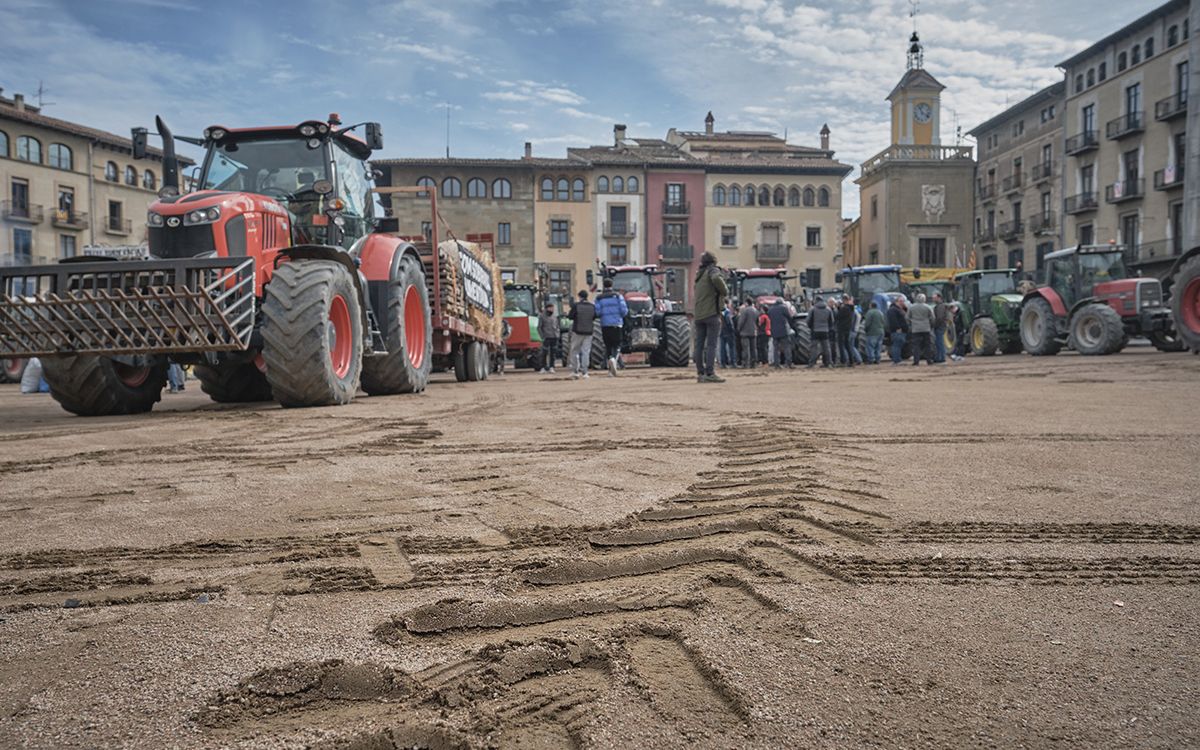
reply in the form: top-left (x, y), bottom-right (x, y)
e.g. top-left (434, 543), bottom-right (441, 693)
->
top-left (0, 0), bottom-right (1168, 218)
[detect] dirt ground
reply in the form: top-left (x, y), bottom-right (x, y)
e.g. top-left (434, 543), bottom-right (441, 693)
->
top-left (0, 347), bottom-right (1197, 749)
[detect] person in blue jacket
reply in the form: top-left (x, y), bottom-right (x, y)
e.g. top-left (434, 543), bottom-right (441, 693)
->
top-left (594, 278), bottom-right (629, 376)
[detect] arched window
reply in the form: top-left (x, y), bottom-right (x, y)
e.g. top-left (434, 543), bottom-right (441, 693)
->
top-left (818, 187), bottom-right (830, 207)
top-left (0, 130), bottom-right (7, 158)
top-left (597, 176), bottom-right (609, 192)
top-left (1144, 37), bottom-right (1154, 58)
top-left (627, 176), bottom-right (638, 192)
top-left (730, 185), bottom-right (741, 206)
top-left (1117, 52), bottom-right (1127, 71)
top-left (713, 185), bottom-right (726, 206)
top-left (758, 187), bottom-right (769, 207)
top-left (441, 177), bottom-right (462, 198)
top-left (556, 178), bottom-right (569, 201)
top-left (1074, 74), bottom-right (1084, 93)
top-left (541, 177), bottom-right (554, 200)
top-left (803, 187), bottom-right (815, 207)
top-left (48, 143), bottom-right (72, 170)
top-left (572, 178), bottom-right (585, 201)
top-left (773, 187), bottom-right (785, 206)
top-left (466, 177), bottom-right (486, 198)
top-left (1169, 25), bottom-right (1178, 47)
top-left (1098, 62), bottom-right (1107, 81)
top-left (143, 170), bottom-right (156, 190)
top-left (1131, 45), bottom-right (1140, 65)
top-left (16, 135), bottom-right (41, 163)
top-left (105, 161), bottom-right (118, 182)
top-left (125, 165), bottom-right (137, 186)
top-left (493, 178), bottom-right (511, 199)
top-left (1086, 68), bottom-right (1094, 87)
top-left (745, 185), bottom-right (756, 206)
top-left (612, 176), bottom-right (624, 193)
top-left (788, 187), bottom-right (800, 207)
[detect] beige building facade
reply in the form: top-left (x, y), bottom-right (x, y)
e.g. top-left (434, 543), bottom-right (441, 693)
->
top-left (532, 164), bottom-right (595, 298)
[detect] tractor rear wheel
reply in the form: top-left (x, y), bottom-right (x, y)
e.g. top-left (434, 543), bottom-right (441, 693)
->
top-left (793, 322), bottom-right (812, 364)
top-left (261, 260), bottom-right (363, 408)
top-left (41, 355), bottom-right (167, 416)
top-left (969, 318), bottom-right (1000, 356)
top-left (1020, 297), bottom-right (1062, 356)
top-left (589, 327), bottom-right (606, 371)
top-left (1070, 303), bottom-right (1126, 355)
top-left (1, 357), bottom-right (28, 383)
top-left (1149, 330), bottom-right (1186, 352)
top-left (362, 254), bottom-right (433, 395)
top-left (657, 315), bottom-right (691, 367)
top-left (1170, 254), bottom-right (1200, 351)
top-left (194, 360), bottom-right (273, 403)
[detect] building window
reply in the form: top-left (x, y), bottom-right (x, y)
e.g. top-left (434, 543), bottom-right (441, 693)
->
top-left (773, 187), bottom-right (785, 206)
top-left (1169, 25), bottom-right (1179, 47)
top-left (745, 185), bottom-right (756, 206)
top-left (608, 245), bottom-right (627, 265)
top-left (1078, 223), bottom-right (1094, 245)
top-left (806, 226), bottom-right (821, 247)
top-left (1074, 74), bottom-right (1083, 93)
top-left (1117, 51), bottom-right (1127, 71)
top-left (664, 222), bottom-right (687, 247)
top-left (108, 200), bottom-right (124, 231)
top-left (817, 187), bottom-right (830, 207)
top-left (14, 228), bottom-right (33, 264)
top-left (123, 165), bottom-right (137, 186)
top-left (803, 268), bottom-right (822, 288)
top-left (497, 222), bottom-right (511, 245)
top-left (16, 135), bottom-right (42, 163)
top-left (48, 143), bottom-right (72, 170)
top-left (467, 177), bottom-right (486, 198)
top-left (1036, 242), bottom-right (1053, 275)
top-left (758, 187), bottom-right (769, 207)
top-left (1131, 44), bottom-right (1140, 65)
top-left (548, 268), bottom-right (572, 297)
top-left (870, 195), bottom-right (878, 219)
top-left (983, 254), bottom-right (998, 269)
top-left (730, 185), bottom-right (741, 206)
top-left (493, 178), bottom-right (511, 199)
top-left (416, 176), bottom-right (435, 195)
top-left (1080, 164), bottom-right (1094, 195)
top-left (540, 178), bottom-right (553, 200)
top-left (627, 176), bottom-right (638, 192)
top-left (1125, 82), bottom-right (1141, 115)
top-left (1098, 62), bottom-right (1107, 81)
top-left (1008, 248), bottom-right (1023, 268)
top-left (597, 176), bottom-right (609, 192)
top-left (58, 185), bottom-right (74, 214)
top-left (788, 187), bottom-right (800, 206)
top-left (713, 185), bottom-right (726, 206)
top-left (441, 177), bottom-right (461, 198)
top-left (556, 178), bottom-right (569, 201)
top-left (59, 234), bottom-right (76, 259)
top-left (1145, 37), bottom-right (1154, 58)
top-left (1082, 103), bottom-right (1095, 134)
top-left (918, 237), bottom-right (946, 266)
top-left (1086, 68), bottom-right (1094, 87)
top-left (868, 245), bottom-right (879, 263)
top-left (612, 176), bottom-right (624, 193)
top-left (572, 178), bottom-right (585, 201)
top-left (720, 225), bottom-right (737, 247)
top-left (143, 170), bottom-right (156, 190)
top-left (549, 219), bottom-right (569, 246)
top-left (0, 129), bottom-right (7, 158)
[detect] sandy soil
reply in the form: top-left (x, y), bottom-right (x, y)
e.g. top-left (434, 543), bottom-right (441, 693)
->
top-left (0, 347), bottom-right (1197, 749)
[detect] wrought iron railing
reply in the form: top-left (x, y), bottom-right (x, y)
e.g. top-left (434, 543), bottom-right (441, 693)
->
top-left (1, 201), bottom-right (44, 223)
top-left (1105, 179), bottom-right (1144, 203)
top-left (1155, 91), bottom-right (1187, 121)
top-left (1105, 112), bottom-right (1144, 140)
top-left (1065, 130), bottom-right (1098, 155)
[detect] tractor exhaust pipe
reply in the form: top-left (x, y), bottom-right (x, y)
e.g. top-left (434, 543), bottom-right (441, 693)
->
top-left (156, 116), bottom-right (180, 195)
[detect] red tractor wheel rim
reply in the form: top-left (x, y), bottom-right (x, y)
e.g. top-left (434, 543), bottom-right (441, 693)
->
top-left (113, 362), bottom-right (151, 387)
top-left (403, 285), bottom-right (426, 369)
top-left (253, 352), bottom-right (267, 374)
top-left (3, 359), bottom-right (22, 379)
top-left (328, 294), bottom-right (353, 379)
top-left (1183, 277), bottom-right (1200, 334)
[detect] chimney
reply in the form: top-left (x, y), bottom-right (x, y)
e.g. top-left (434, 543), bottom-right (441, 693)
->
top-left (614, 123), bottom-right (627, 145)
top-left (705, 111), bottom-right (714, 135)
top-left (524, 141), bottom-right (532, 159)
top-left (820, 123), bottom-right (831, 151)
top-left (13, 93), bottom-right (24, 111)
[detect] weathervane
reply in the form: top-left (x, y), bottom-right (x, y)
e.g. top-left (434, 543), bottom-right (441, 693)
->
top-left (906, 1), bottom-right (924, 70)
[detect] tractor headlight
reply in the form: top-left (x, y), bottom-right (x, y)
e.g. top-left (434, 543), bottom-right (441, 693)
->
top-left (306, 138), bottom-right (321, 149)
top-left (207, 128), bottom-right (227, 140)
top-left (147, 211), bottom-right (164, 227)
top-left (299, 125), bottom-right (317, 136)
top-left (183, 206), bottom-right (221, 225)
top-left (158, 185), bottom-right (180, 199)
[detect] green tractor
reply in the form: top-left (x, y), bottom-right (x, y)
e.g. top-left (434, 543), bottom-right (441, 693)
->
top-left (953, 269), bottom-right (1024, 356)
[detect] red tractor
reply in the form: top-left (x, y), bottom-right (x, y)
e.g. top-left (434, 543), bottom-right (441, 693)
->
top-left (0, 115), bottom-right (500, 415)
top-left (1020, 244), bottom-right (1174, 356)
top-left (586, 264), bottom-right (691, 369)
top-left (727, 268), bottom-right (811, 362)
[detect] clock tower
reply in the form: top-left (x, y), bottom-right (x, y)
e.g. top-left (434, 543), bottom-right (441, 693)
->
top-left (887, 31), bottom-right (944, 146)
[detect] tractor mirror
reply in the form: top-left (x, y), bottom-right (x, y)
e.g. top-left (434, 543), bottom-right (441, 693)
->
top-left (667, 269), bottom-right (677, 283)
top-left (131, 128), bottom-right (148, 160)
top-left (365, 122), bottom-right (384, 150)
top-left (586, 269), bottom-right (594, 286)
top-left (834, 271), bottom-right (843, 284)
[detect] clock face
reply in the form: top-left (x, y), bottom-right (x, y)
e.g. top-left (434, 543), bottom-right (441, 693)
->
top-left (914, 103), bottom-right (933, 123)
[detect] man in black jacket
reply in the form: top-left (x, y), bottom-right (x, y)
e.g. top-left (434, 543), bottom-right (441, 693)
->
top-left (806, 296), bottom-right (834, 368)
top-left (766, 299), bottom-right (794, 368)
top-left (835, 294), bottom-right (857, 368)
top-left (566, 290), bottom-right (596, 379)
top-left (885, 297), bottom-right (909, 365)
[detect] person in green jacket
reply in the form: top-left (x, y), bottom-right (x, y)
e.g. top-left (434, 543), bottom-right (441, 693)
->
top-left (862, 301), bottom-right (886, 365)
top-left (692, 251), bottom-right (729, 383)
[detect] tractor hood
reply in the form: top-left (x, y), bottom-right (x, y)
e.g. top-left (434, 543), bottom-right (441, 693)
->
top-left (146, 190), bottom-right (291, 261)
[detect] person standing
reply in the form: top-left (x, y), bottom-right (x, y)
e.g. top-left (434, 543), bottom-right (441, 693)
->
top-left (950, 301), bottom-right (969, 361)
top-left (692, 251), bottom-right (728, 383)
top-left (736, 297), bottom-right (758, 369)
top-left (886, 297), bottom-right (909, 365)
top-left (907, 293), bottom-right (934, 366)
top-left (806, 295), bottom-right (834, 368)
top-left (167, 362), bottom-right (186, 393)
top-left (719, 299), bottom-right (737, 368)
top-left (835, 294), bottom-right (857, 368)
top-left (862, 301), bottom-right (886, 365)
top-left (537, 302), bottom-right (559, 374)
top-left (594, 278), bottom-right (628, 377)
top-left (755, 304), bottom-right (770, 367)
top-left (766, 298), bottom-right (794, 368)
top-left (566, 290), bottom-right (596, 379)
top-left (931, 292), bottom-right (949, 364)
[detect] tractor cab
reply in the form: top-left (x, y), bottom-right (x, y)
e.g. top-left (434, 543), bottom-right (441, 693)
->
top-left (591, 263), bottom-right (691, 366)
top-left (503, 283), bottom-right (538, 316)
top-left (903, 278), bottom-right (956, 304)
top-left (731, 269), bottom-right (790, 305)
top-left (500, 282), bottom-right (543, 367)
top-left (955, 269), bottom-right (1020, 319)
top-left (601, 264), bottom-right (681, 313)
top-left (837, 265), bottom-right (903, 312)
top-left (1044, 246), bottom-right (1128, 308)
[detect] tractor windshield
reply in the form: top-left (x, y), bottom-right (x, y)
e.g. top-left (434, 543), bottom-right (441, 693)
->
top-left (610, 271), bottom-right (652, 294)
top-left (856, 271), bottom-right (901, 296)
top-left (1079, 252), bottom-right (1127, 286)
top-left (504, 288), bottom-right (536, 315)
top-left (741, 276), bottom-right (784, 299)
top-left (978, 273), bottom-right (1017, 298)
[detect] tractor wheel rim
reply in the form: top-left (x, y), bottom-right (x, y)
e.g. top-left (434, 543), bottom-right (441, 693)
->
top-left (3, 359), bottom-right (22, 378)
top-left (972, 327), bottom-right (983, 349)
top-left (1183, 277), bottom-right (1200, 334)
top-left (253, 352), bottom-right (268, 374)
top-left (403, 285), bottom-right (426, 369)
top-left (328, 293), bottom-right (353, 379)
top-left (1078, 316), bottom-right (1100, 348)
top-left (113, 361), bottom-right (151, 387)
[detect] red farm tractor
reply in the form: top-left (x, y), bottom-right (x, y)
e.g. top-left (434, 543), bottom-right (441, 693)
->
top-left (1020, 244), bottom-right (1174, 356)
top-left (727, 267), bottom-right (811, 362)
top-left (586, 264), bottom-right (691, 369)
top-left (0, 115), bottom-right (500, 416)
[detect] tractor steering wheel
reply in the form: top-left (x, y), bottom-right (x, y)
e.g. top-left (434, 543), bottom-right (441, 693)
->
top-left (258, 186), bottom-right (295, 202)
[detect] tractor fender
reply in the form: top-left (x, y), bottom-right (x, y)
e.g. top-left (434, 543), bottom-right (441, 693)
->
top-left (353, 234), bottom-right (425, 341)
top-left (276, 244), bottom-right (371, 350)
top-left (1163, 245), bottom-right (1200, 296)
top-left (1023, 287), bottom-right (1068, 318)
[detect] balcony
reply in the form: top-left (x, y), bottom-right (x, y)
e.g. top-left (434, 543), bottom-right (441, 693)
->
top-left (1, 201), bottom-right (44, 224)
top-left (1155, 91), bottom-right (1188, 121)
top-left (51, 209), bottom-right (88, 231)
top-left (1065, 130), bottom-right (1098, 155)
top-left (859, 144), bottom-right (974, 178)
top-left (975, 227), bottom-right (996, 245)
top-left (1154, 165), bottom-right (1184, 190)
top-left (1028, 211), bottom-right (1056, 235)
top-left (998, 219), bottom-right (1024, 241)
top-left (1105, 179), bottom-right (1144, 203)
top-left (1105, 112), bottom-right (1144, 140)
top-left (602, 221), bottom-right (637, 238)
top-left (754, 243), bottom-right (791, 262)
top-left (1001, 173), bottom-right (1023, 194)
top-left (1031, 161), bottom-right (1054, 183)
top-left (1129, 239), bottom-right (1175, 262)
top-left (105, 216), bottom-right (133, 235)
top-left (658, 243), bottom-right (693, 262)
top-left (1064, 192), bottom-right (1098, 214)
top-left (978, 183), bottom-right (997, 202)
top-left (662, 200), bottom-right (690, 217)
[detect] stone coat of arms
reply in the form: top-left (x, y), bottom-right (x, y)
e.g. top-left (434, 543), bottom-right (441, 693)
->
top-left (922, 184), bottom-right (946, 222)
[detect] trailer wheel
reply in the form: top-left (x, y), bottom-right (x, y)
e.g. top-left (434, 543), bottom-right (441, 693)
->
top-left (1020, 297), bottom-right (1062, 356)
top-left (261, 260), bottom-right (363, 407)
top-left (969, 318), bottom-right (1000, 356)
top-left (362, 254), bottom-right (433, 395)
top-left (41, 355), bottom-right (168, 416)
top-left (1, 357), bottom-right (28, 384)
top-left (453, 345), bottom-right (468, 382)
top-left (1069, 303), bottom-right (1125, 355)
top-left (465, 341), bottom-right (488, 382)
top-left (194, 360), bottom-right (274, 403)
top-left (1170, 254), bottom-right (1200, 351)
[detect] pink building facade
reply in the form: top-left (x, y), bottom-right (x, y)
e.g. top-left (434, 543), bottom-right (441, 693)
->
top-left (645, 168), bottom-right (707, 308)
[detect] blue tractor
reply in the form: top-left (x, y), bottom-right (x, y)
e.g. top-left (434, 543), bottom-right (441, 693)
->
top-left (835, 265), bottom-right (910, 358)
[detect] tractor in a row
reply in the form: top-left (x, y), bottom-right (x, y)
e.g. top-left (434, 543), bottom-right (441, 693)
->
top-left (954, 269), bottom-right (1024, 356)
top-left (587, 264), bottom-right (691, 369)
top-left (727, 267), bottom-right (811, 362)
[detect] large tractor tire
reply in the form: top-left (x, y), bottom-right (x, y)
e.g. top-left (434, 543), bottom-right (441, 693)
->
top-left (793, 323), bottom-right (812, 364)
top-left (1020, 297), bottom-right (1062, 356)
top-left (361, 254), bottom-right (433, 395)
top-left (465, 340), bottom-right (489, 382)
top-left (655, 315), bottom-right (691, 367)
top-left (453, 346), bottom-right (468, 382)
top-left (1170, 254), bottom-right (1200, 351)
top-left (41, 355), bottom-right (167, 417)
top-left (1069, 303), bottom-right (1126, 355)
top-left (2, 358), bottom-right (28, 383)
top-left (969, 318), bottom-right (1001, 356)
top-left (194, 360), bottom-right (273, 403)
top-left (589, 327), bottom-right (606, 371)
top-left (261, 260), bottom-right (363, 408)
top-left (1149, 330), bottom-right (1186, 352)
